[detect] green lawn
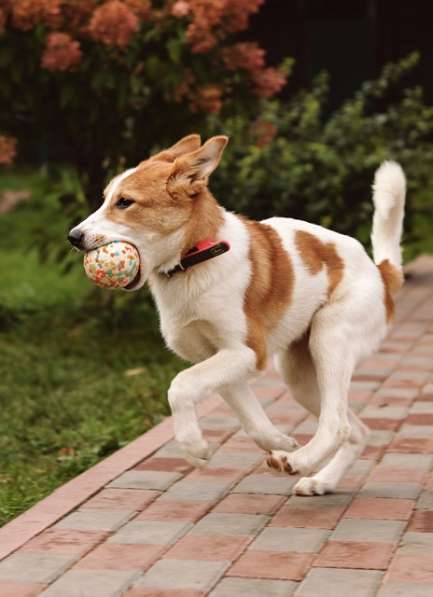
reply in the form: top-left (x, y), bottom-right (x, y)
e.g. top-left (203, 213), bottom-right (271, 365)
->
top-left (0, 170), bottom-right (183, 526)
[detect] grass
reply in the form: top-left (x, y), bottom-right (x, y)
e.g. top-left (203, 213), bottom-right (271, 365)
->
top-left (0, 169), bottom-right (184, 526)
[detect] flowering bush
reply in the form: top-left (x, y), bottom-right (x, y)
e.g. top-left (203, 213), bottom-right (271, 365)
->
top-left (0, 0), bottom-right (288, 204)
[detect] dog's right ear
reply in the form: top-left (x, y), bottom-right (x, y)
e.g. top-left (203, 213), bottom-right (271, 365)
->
top-left (168, 136), bottom-right (228, 197)
top-left (146, 134), bottom-right (202, 164)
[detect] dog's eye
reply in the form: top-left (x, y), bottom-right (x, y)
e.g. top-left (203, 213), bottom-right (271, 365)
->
top-left (116, 197), bottom-right (134, 209)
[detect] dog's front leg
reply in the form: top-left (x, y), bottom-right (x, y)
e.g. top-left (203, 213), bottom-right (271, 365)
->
top-left (168, 346), bottom-right (256, 466)
top-left (219, 382), bottom-right (298, 453)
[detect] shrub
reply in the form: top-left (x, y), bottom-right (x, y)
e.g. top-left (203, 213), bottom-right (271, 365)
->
top-left (209, 53), bottom-right (433, 253)
top-left (0, 0), bottom-right (287, 205)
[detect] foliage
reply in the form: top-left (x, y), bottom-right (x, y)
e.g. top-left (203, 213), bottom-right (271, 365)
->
top-left (0, 0), bottom-right (287, 206)
top-left (209, 53), bottom-right (433, 253)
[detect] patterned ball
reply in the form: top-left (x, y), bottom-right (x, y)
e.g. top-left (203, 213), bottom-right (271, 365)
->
top-left (83, 241), bottom-right (140, 289)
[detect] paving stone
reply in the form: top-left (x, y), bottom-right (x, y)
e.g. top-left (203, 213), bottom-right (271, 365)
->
top-left (200, 416), bottom-right (240, 430)
top-left (388, 436), bottom-right (433, 453)
top-left (233, 473), bottom-right (297, 495)
top-left (108, 470), bottom-right (182, 491)
top-left (134, 456), bottom-right (193, 474)
top-left (314, 540), bottom-right (394, 570)
top-left (136, 499), bottom-right (213, 522)
top-left (399, 532), bottom-right (433, 554)
top-left (376, 387), bottom-right (418, 398)
top-left (410, 401), bottom-right (433, 413)
top-left (210, 577), bottom-right (298, 597)
top-left (40, 569), bottom-right (139, 596)
top-left (369, 466), bottom-right (425, 484)
top-left (55, 509), bottom-right (131, 532)
top-left (136, 559), bottom-right (228, 591)
top-left (381, 453), bottom-right (433, 469)
top-left (0, 583), bottom-right (46, 597)
top-left (331, 519), bottom-right (405, 543)
top-left (0, 552), bottom-right (77, 584)
top-left (377, 581), bottom-right (433, 597)
top-left (250, 528), bottom-right (329, 553)
top-left (408, 510), bottom-right (433, 533)
top-left (75, 543), bottom-right (163, 571)
top-left (21, 529), bottom-right (107, 555)
top-left (385, 552), bottom-right (433, 582)
top-left (344, 497), bottom-right (414, 520)
top-left (271, 495), bottom-right (351, 530)
top-left (191, 513), bottom-right (268, 537)
top-left (228, 550), bottom-right (312, 581)
top-left (361, 406), bottom-right (408, 420)
top-left (124, 589), bottom-right (204, 597)
top-left (164, 533), bottom-right (250, 561)
top-left (109, 520), bottom-right (192, 545)
top-left (83, 488), bottom-right (160, 511)
top-left (416, 490), bottom-right (433, 509)
top-left (160, 479), bottom-right (232, 501)
top-left (295, 568), bottom-right (383, 597)
top-left (213, 493), bottom-right (285, 515)
top-left (360, 482), bottom-right (421, 499)
top-left (207, 450), bottom-right (263, 469)
top-left (367, 430), bottom-right (395, 446)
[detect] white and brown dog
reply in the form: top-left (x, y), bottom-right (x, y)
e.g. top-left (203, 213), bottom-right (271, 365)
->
top-left (68, 134), bottom-right (405, 496)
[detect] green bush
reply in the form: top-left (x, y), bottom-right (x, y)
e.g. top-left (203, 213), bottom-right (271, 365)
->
top-left (209, 53), bottom-right (433, 255)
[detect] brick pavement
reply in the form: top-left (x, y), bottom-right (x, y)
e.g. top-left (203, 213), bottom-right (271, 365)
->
top-left (1, 255), bottom-right (433, 596)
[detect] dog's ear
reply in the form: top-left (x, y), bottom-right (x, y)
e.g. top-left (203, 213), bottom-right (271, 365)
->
top-left (168, 136), bottom-right (228, 196)
top-left (146, 134), bottom-right (202, 164)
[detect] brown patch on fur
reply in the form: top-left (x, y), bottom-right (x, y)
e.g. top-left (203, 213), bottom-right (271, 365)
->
top-left (105, 156), bottom-right (224, 265)
top-left (295, 230), bottom-right (344, 296)
top-left (378, 259), bottom-right (403, 322)
top-left (242, 219), bottom-right (294, 370)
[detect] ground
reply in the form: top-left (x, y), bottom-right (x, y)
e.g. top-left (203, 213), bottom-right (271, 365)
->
top-left (0, 255), bottom-right (432, 596)
top-left (0, 170), bottom-right (184, 525)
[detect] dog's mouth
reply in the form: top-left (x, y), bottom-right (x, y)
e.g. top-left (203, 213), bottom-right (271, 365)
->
top-left (124, 265), bottom-right (142, 291)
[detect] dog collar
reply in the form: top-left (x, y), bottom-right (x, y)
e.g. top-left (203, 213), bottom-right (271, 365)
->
top-left (165, 239), bottom-right (230, 278)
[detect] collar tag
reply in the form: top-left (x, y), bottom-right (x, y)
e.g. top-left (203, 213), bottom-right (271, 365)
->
top-left (165, 240), bottom-right (230, 278)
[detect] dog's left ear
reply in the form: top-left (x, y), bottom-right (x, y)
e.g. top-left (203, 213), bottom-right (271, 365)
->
top-left (145, 134), bottom-right (202, 164)
top-left (168, 136), bottom-right (228, 196)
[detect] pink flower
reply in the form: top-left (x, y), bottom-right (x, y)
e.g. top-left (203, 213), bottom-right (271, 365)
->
top-left (11, 0), bottom-right (63, 31)
top-left (41, 32), bottom-right (82, 71)
top-left (171, 1), bottom-right (190, 17)
top-left (221, 42), bottom-right (265, 72)
top-left (253, 67), bottom-right (287, 98)
top-left (0, 135), bottom-right (17, 166)
top-left (88, 1), bottom-right (139, 48)
top-left (250, 120), bottom-right (278, 147)
top-left (194, 84), bottom-right (223, 113)
top-left (0, 7), bottom-right (5, 35)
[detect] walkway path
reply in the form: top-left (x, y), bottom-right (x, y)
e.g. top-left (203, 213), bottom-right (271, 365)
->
top-left (1, 256), bottom-right (433, 596)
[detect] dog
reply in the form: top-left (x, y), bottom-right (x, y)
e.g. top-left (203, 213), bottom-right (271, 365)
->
top-left (68, 134), bottom-right (405, 496)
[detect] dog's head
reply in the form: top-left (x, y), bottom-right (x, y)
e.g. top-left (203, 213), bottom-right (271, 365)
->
top-left (68, 134), bottom-right (228, 290)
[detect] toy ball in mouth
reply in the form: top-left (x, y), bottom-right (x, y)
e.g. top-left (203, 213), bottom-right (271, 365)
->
top-left (83, 241), bottom-right (140, 289)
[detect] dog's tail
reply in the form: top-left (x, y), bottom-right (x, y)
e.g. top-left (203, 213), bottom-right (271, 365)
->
top-left (371, 161), bottom-right (406, 294)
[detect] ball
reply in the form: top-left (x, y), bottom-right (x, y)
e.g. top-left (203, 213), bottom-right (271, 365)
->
top-left (83, 241), bottom-right (140, 289)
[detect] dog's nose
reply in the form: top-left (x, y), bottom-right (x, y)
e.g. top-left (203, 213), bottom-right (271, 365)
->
top-left (68, 228), bottom-right (85, 249)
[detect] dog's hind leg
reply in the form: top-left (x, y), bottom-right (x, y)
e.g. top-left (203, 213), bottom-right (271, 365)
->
top-left (270, 322), bottom-right (368, 493)
top-left (219, 382), bottom-right (299, 453)
top-left (268, 316), bottom-right (367, 488)
top-left (293, 410), bottom-right (369, 495)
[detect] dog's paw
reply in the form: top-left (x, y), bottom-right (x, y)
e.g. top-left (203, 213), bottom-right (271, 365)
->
top-left (179, 437), bottom-right (210, 468)
top-left (254, 432), bottom-right (299, 454)
top-left (266, 449), bottom-right (312, 476)
top-left (293, 476), bottom-right (334, 496)
top-left (266, 450), bottom-right (297, 474)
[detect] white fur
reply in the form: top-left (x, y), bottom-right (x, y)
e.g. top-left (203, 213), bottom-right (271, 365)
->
top-left (371, 160), bottom-right (406, 267)
top-left (72, 161), bottom-right (405, 492)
